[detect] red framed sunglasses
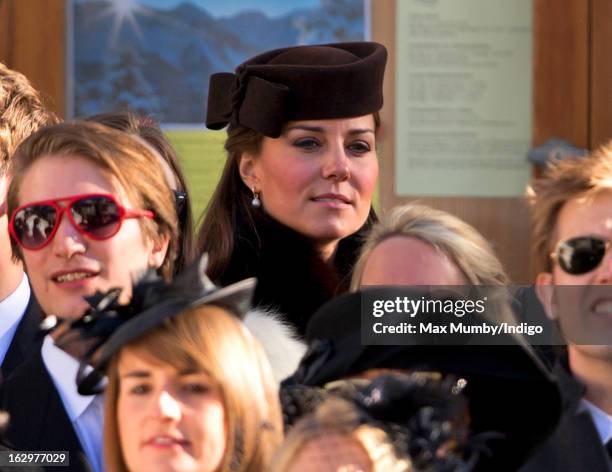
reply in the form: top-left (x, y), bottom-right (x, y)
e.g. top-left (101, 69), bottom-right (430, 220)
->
top-left (9, 193), bottom-right (155, 250)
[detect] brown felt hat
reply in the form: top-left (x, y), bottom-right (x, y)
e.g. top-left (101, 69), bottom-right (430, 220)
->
top-left (206, 42), bottom-right (387, 138)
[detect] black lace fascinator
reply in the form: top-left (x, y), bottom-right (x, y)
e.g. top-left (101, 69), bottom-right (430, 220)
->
top-left (281, 373), bottom-right (493, 471)
top-left (45, 254), bottom-right (256, 395)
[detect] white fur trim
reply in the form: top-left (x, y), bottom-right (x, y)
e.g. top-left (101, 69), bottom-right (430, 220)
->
top-left (244, 309), bottom-right (306, 384)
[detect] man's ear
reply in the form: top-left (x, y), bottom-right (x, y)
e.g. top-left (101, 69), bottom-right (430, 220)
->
top-left (148, 234), bottom-right (170, 270)
top-left (238, 152), bottom-right (261, 190)
top-left (535, 272), bottom-right (557, 320)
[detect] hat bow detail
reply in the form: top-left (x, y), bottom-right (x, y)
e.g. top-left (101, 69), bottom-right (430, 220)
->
top-left (206, 68), bottom-right (289, 137)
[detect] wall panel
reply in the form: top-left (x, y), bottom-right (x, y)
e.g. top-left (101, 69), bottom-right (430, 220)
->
top-left (0, 0), bottom-right (66, 117)
top-left (591, 0), bottom-right (612, 148)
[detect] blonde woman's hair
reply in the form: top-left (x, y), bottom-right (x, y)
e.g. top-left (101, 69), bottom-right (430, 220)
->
top-left (0, 62), bottom-right (59, 173)
top-left (527, 141), bottom-right (612, 273)
top-left (350, 204), bottom-right (515, 325)
top-left (270, 397), bottom-right (412, 472)
top-left (351, 203), bottom-right (509, 290)
top-left (104, 305), bottom-right (283, 472)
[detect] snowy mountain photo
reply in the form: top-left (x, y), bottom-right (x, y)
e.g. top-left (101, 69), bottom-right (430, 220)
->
top-left (72, 0), bottom-right (366, 123)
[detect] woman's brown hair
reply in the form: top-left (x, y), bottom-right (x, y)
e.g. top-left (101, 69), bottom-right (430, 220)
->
top-left (7, 121), bottom-right (178, 279)
top-left (197, 113), bottom-right (381, 280)
top-left (104, 305), bottom-right (283, 472)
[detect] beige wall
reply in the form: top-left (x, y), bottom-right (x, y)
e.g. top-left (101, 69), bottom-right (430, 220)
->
top-left (373, 0), bottom-right (612, 282)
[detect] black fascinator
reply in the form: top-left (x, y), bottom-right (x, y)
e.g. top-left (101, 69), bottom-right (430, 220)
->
top-left (47, 254), bottom-right (256, 395)
top-left (281, 373), bottom-right (491, 471)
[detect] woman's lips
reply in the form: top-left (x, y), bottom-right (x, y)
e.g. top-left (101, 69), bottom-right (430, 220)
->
top-left (311, 193), bottom-right (352, 208)
top-left (144, 435), bottom-right (190, 450)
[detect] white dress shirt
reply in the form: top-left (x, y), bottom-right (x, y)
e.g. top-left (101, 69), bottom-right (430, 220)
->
top-left (581, 398), bottom-right (612, 445)
top-left (0, 273), bottom-right (30, 364)
top-left (42, 336), bottom-right (105, 472)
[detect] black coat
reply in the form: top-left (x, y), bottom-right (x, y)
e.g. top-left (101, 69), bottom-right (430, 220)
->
top-left (1, 296), bottom-right (43, 380)
top-left (512, 286), bottom-right (561, 368)
top-left (520, 360), bottom-right (612, 472)
top-left (0, 352), bottom-right (92, 472)
top-left (220, 212), bottom-right (370, 336)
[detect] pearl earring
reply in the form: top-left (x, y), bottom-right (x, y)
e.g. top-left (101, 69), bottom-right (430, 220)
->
top-left (251, 190), bottom-right (261, 208)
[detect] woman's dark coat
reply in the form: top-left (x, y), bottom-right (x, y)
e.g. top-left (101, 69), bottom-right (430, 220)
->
top-left (219, 211), bottom-right (370, 337)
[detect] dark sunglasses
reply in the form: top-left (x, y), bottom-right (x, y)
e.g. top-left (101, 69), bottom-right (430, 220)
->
top-left (9, 193), bottom-right (155, 250)
top-left (552, 236), bottom-right (611, 275)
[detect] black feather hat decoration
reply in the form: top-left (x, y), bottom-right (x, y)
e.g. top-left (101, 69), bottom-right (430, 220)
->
top-left (46, 254), bottom-right (256, 395)
top-left (281, 373), bottom-right (498, 471)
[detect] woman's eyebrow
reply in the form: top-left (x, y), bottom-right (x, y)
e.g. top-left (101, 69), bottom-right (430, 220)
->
top-left (284, 125), bottom-right (325, 133)
top-left (178, 368), bottom-right (202, 376)
top-left (284, 126), bottom-right (375, 135)
top-left (120, 370), bottom-right (150, 378)
top-left (347, 128), bottom-right (375, 136)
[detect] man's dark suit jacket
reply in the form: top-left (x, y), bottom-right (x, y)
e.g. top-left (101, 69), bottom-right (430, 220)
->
top-left (520, 361), bottom-right (612, 471)
top-left (0, 351), bottom-right (92, 472)
top-left (1, 296), bottom-right (44, 380)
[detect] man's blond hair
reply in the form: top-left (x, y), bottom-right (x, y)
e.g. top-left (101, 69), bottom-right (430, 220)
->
top-left (0, 62), bottom-right (59, 173)
top-left (527, 141), bottom-right (612, 273)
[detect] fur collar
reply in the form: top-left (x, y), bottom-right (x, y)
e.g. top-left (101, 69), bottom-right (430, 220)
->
top-left (244, 308), bottom-right (306, 384)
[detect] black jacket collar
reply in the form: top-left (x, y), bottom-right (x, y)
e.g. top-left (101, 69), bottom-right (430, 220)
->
top-left (1, 294), bottom-right (44, 380)
top-left (221, 211), bottom-right (370, 336)
top-left (520, 357), bottom-right (611, 471)
top-left (553, 356), bottom-right (587, 412)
